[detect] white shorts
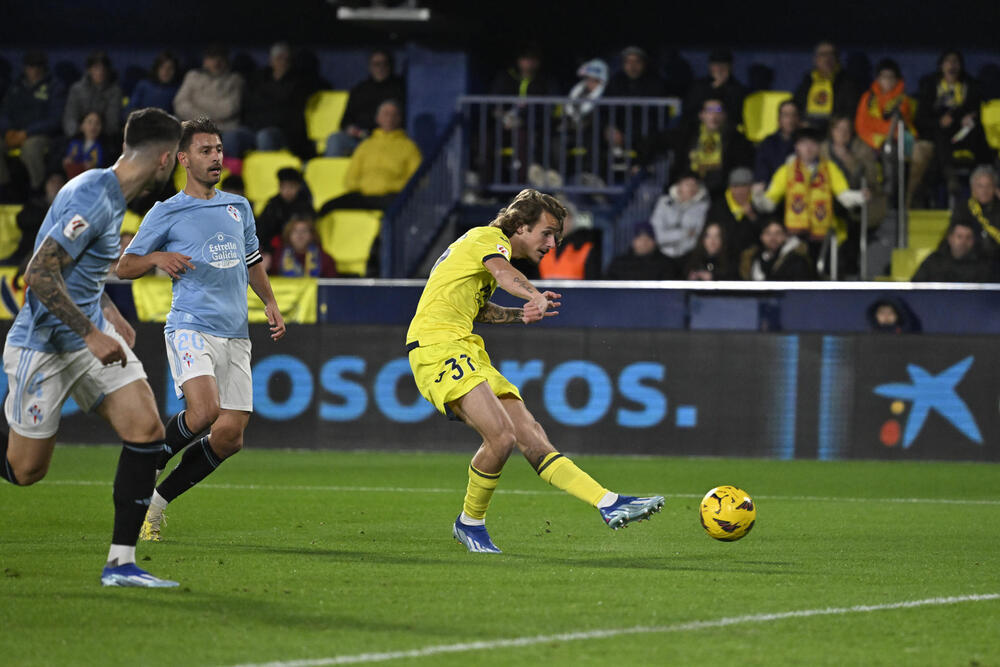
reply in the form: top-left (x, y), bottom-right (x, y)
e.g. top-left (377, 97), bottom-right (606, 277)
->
top-left (3, 321), bottom-right (147, 439)
top-left (164, 329), bottom-right (252, 412)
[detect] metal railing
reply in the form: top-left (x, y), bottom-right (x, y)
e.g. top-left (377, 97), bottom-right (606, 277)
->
top-left (380, 114), bottom-right (463, 278)
top-left (458, 95), bottom-right (680, 195)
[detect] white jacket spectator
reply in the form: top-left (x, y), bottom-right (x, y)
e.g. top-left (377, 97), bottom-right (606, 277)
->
top-left (649, 175), bottom-right (710, 258)
top-left (172, 47), bottom-right (244, 131)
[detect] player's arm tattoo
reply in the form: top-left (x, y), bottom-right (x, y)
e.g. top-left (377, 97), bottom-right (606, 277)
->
top-left (511, 274), bottom-right (541, 298)
top-left (24, 237), bottom-right (95, 339)
top-left (475, 301), bottom-right (524, 324)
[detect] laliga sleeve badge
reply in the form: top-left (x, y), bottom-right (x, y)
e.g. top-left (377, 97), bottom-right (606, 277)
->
top-left (63, 214), bottom-right (90, 241)
top-left (496, 244), bottom-right (510, 259)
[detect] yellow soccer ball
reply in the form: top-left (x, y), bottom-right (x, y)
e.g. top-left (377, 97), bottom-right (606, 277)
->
top-left (699, 485), bottom-right (756, 541)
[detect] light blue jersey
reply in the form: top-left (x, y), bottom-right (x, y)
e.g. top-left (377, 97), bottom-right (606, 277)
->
top-left (124, 189), bottom-right (261, 339)
top-left (6, 169), bottom-right (125, 353)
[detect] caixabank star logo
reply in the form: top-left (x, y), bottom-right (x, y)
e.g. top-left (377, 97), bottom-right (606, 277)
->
top-left (872, 356), bottom-right (982, 448)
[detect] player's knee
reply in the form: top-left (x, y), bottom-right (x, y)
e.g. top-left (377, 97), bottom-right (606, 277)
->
top-left (210, 425), bottom-right (243, 459)
top-left (12, 460), bottom-right (49, 486)
top-left (487, 428), bottom-right (517, 456)
top-left (186, 402), bottom-right (220, 432)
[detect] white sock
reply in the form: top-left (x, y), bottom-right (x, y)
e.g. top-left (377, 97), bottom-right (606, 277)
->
top-left (106, 544), bottom-right (135, 566)
top-left (596, 492), bottom-right (619, 509)
top-left (459, 511), bottom-right (485, 526)
top-left (150, 490), bottom-right (168, 511)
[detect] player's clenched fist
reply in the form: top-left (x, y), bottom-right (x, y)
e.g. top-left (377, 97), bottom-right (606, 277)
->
top-left (522, 291), bottom-right (561, 324)
top-left (84, 328), bottom-right (127, 367)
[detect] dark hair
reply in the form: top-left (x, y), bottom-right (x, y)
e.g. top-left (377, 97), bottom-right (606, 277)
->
top-left (203, 43), bottom-right (229, 61)
top-left (489, 189), bottom-right (567, 237)
top-left (761, 218), bottom-right (787, 233)
top-left (685, 221), bottom-right (732, 277)
top-left (875, 58), bottom-right (902, 80)
top-left (123, 107), bottom-right (182, 149)
top-left (777, 99), bottom-right (799, 119)
top-left (178, 117), bottom-right (221, 152)
top-left (937, 49), bottom-right (965, 75)
top-left (370, 48), bottom-right (394, 69)
top-left (85, 50), bottom-right (111, 70)
top-left (221, 173), bottom-right (244, 191)
top-left (151, 50), bottom-right (179, 84)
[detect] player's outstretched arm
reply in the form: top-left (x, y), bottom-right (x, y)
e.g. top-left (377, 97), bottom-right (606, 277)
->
top-left (475, 301), bottom-right (524, 324)
top-left (248, 262), bottom-right (286, 341)
top-left (116, 251), bottom-right (195, 280)
top-left (25, 237), bottom-right (126, 366)
top-left (483, 257), bottom-right (561, 324)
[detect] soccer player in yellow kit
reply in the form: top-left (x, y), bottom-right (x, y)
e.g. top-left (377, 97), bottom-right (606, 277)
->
top-left (407, 189), bottom-right (664, 553)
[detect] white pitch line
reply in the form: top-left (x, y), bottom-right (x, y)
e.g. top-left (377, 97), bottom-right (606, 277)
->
top-left (228, 593), bottom-right (1000, 667)
top-left (40, 479), bottom-right (1000, 506)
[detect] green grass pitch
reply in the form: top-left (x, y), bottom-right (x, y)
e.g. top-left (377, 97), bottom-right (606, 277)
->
top-left (1, 446), bottom-right (998, 666)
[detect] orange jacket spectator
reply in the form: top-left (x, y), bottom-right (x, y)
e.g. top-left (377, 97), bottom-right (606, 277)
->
top-left (855, 60), bottom-right (916, 150)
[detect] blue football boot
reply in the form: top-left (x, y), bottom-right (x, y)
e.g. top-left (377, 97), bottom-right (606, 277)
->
top-left (100, 563), bottom-right (179, 588)
top-left (600, 494), bottom-right (665, 530)
top-left (452, 516), bottom-right (502, 553)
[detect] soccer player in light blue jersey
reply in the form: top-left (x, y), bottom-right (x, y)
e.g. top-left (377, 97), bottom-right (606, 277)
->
top-left (118, 117), bottom-right (285, 540)
top-left (1, 108), bottom-right (183, 587)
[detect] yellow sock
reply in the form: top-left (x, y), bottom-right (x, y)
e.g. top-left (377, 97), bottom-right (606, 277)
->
top-left (536, 452), bottom-right (610, 507)
top-left (463, 465), bottom-right (501, 520)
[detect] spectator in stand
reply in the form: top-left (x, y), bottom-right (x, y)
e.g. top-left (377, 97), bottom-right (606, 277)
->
top-left (673, 97), bottom-right (755, 197)
top-left (219, 173), bottom-right (245, 197)
top-left (270, 212), bottom-right (337, 278)
top-left (915, 50), bottom-right (993, 201)
top-left (0, 51), bottom-right (65, 196)
top-left (793, 41), bottom-right (859, 133)
top-left (951, 165), bottom-right (1000, 258)
top-left (559, 58), bottom-right (609, 182)
top-left (740, 219), bottom-right (815, 281)
top-left (536, 202), bottom-right (601, 280)
top-left (256, 167), bottom-right (314, 258)
top-left (706, 167), bottom-right (764, 260)
top-left (855, 58), bottom-right (931, 208)
top-left (605, 46), bottom-right (667, 160)
top-left (325, 48), bottom-right (406, 157)
top-left (606, 222), bottom-right (679, 281)
top-left (244, 42), bottom-right (313, 157)
top-left (685, 222), bottom-right (739, 280)
top-left (126, 51), bottom-right (181, 115)
top-left (649, 172), bottom-right (710, 261)
top-left (912, 220), bottom-right (995, 282)
top-left (822, 114), bottom-right (886, 239)
top-left (489, 44), bottom-right (556, 98)
top-left (682, 48), bottom-right (746, 130)
top-left (866, 297), bottom-right (921, 333)
top-left (62, 110), bottom-right (105, 178)
top-left (2, 171), bottom-right (65, 267)
top-left (62, 50), bottom-right (123, 140)
top-left (753, 126), bottom-right (865, 258)
top-left (754, 100), bottom-right (800, 184)
top-left (320, 100), bottom-right (421, 211)
top-left (565, 59), bottom-right (608, 134)
top-left (173, 44), bottom-right (247, 155)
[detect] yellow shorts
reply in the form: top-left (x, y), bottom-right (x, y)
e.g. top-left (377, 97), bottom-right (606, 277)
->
top-left (408, 334), bottom-right (522, 414)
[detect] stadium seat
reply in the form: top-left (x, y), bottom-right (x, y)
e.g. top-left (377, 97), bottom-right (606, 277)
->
top-left (981, 99), bottom-right (1000, 151)
top-left (304, 157), bottom-right (351, 208)
top-left (0, 205), bottom-right (23, 261)
top-left (316, 209), bottom-right (382, 276)
top-left (742, 91), bottom-right (793, 143)
top-left (305, 90), bottom-right (350, 154)
top-left (120, 209), bottom-right (143, 235)
top-left (907, 209), bottom-right (950, 250)
top-left (891, 247), bottom-right (933, 281)
top-left (242, 151), bottom-right (303, 214)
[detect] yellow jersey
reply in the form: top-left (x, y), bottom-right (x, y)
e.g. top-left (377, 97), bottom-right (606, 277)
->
top-left (406, 226), bottom-right (512, 347)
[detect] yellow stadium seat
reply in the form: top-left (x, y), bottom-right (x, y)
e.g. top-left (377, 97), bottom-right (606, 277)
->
top-left (242, 151), bottom-right (303, 214)
top-left (742, 91), bottom-right (793, 143)
top-left (891, 247), bottom-right (933, 281)
top-left (120, 209), bottom-right (143, 235)
top-left (981, 100), bottom-right (1000, 150)
top-left (305, 90), bottom-right (350, 154)
top-left (0, 205), bottom-right (23, 261)
top-left (172, 161), bottom-right (230, 193)
top-left (304, 157), bottom-right (351, 208)
top-left (316, 209), bottom-right (382, 276)
top-left (906, 209), bottom-right (950, 250)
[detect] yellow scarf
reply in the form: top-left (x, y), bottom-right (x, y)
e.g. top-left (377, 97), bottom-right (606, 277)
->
top-left (785, 159), bottom-right (834, 240)
top-left (968, 198), bottom-right (1000, 245)
top-left (936, 79), bottom-right (966, 109)
top-left (807, 69), bottom-right (835, 116)
top-left (689, 124), bottom-right (722, 176)
top-left (725, 188), bottom-right (746, 221)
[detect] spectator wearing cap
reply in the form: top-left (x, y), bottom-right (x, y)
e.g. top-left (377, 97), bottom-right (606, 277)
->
top-left (565, 59), bottom-right (609, 129)
top-left (682, 48), bottom-right (747, 130)
top-left (243, 41), bottom-right (313, 157)
top-left (649, 172), bottom-right (710, 260)
top-left (605, 46), bottom-right (668, 166)
top-left (321, 99), bottom-right (421, 212)
top-left (0, 50), bottom-right (65, 195)
top-left (126, 51), bottom-right (181, 115)
top-left (606, 222), bottom-right (679, 281)
top-left (62, 50), bottom-right (123, 140)
top-left (792, 41), bottom-right (860, 134)
top-left (753, 100), bottom-right (800, 184)
top-left (706, 167), bottom-right (765, 260)
top-left (256, 167), bottom-right (314, 260)
top-left (753, 126), bottom-right (865, 256)
top-left (173, 44), bottom-right (247, 153)
top-left (326, 48), bottom-right (406, 157)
